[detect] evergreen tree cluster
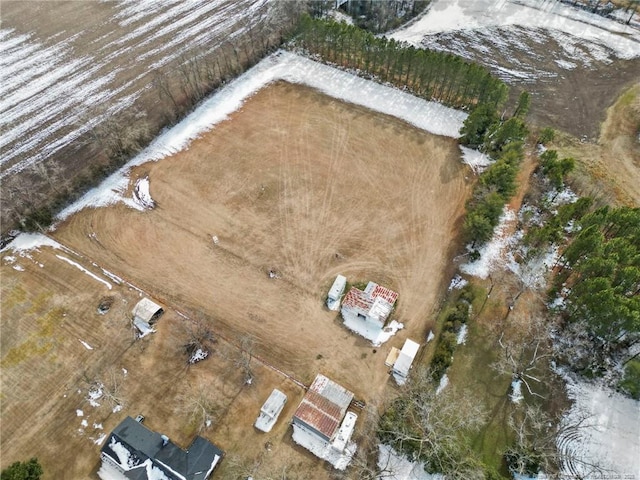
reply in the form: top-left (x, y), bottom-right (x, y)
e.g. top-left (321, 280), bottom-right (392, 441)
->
top-left (291, 16), bottom-right (508, 109)
top-left (460, 93), bottom-right (530, 247)
top-left (554, 206), bottom-right (640, 353)
top-left (1, 458), bottom-right (42, 480)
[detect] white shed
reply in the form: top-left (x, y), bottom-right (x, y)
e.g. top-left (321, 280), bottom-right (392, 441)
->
top-left (327, 275), bottom-right (347, 311)
top-left (392, 339), bottom-right (420, 385)
top-left (255, 389), bottom-right (287, 433)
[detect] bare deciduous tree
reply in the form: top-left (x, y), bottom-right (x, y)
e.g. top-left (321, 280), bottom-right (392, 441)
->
top-left (235, 335), bottom-right (255, 385)
top-left (182, 314), bottom-right (216, 364)
top-left (378, 368), bottom-right (487, 479)
top-left (176, 383), bottom-right (220, 434)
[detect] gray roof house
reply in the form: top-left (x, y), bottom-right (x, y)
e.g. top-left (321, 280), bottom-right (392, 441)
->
top-left (98, 416), bottom-right (223, 480)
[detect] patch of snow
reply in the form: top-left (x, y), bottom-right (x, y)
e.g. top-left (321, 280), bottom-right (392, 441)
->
top-left (188, 348), bottom-right (209, 364)
top-left (131, 176), bottom-right (155, 210)
top-left (87, 383), bottom-right (104, 407)
top-left (100, 268), bottom-right (124, 285)
top-left (55, 51), bottom-right (466, 220)
top-left (459, 146), bottom-right (494, 173)
top-left (3, 255), bottom-right (16, 264)
top-left (79, 339), bottom-right (94, 350)
top-left (94, 423), bottom-right (103, 429)
top-left (76, 409), bottom-right (84, 417)
top-left (377, 443), bottom-right (444, 480)
top-left (56, 254), bottom-right (112, 290)
top-left (327, 10), bottom-right (354, 25)
top-left (448, 274), bottom-right (468, 291)
top-left (507, 242), bottom-right (559, 290)
top-left (436, 374), bottom-right (449, 395)
top-left (0, 232), bottom-right (63, 253)
top-left (342, 316), bottom-right (404, 347)
top-left (112, 404), bottom-right (123, 413)
top-left (122, 368), bottom-right (128, 377)
top-left (554, 58), bottom-right (577, 69)
top-left (391, 0), bottom-right (640, 60)
top-left (109, 437), bottom-right (140, 469)
top-left (94, 433), bottom-right (107, 446)
top-left (81, 419), bottom-right (89, 427)
top-left (560, 377), bottom-right (640, 478)
top-left (456, 324), bottom-right (468, 345)
top-left (510, 378), bottom-right (524, 404)
top-left (426, 330), bottom-right (435, 343)
top-left (545, 186), bottom-right (579, 207)
top-left (460, 208), bottom-right (517, 279)
top-left (12, 264), bottom-right (24, 271)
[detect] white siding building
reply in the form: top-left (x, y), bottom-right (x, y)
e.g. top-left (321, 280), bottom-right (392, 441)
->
top-left (392, 339), bottom-right (420, 385)
top-left (341, 282), bottom-right (398, 328)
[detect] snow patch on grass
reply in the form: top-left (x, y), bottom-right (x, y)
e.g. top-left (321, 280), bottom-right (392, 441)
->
top-left (436, 374), bottom-right (449, 395)
top-left (560, 377), bottom-right (640, 478)
top-left (56, 254), bottom-right (112, 290)
top-left (460, 208), bottom-right (517, 279)
top-left (392, 0), bottom-right (640, 60)
top-left (459, 146), bottom-right (493, 173)
top-left (79, 339), bottom-right (94, 350)
top-left (377, 443), bottom-right (443, 480)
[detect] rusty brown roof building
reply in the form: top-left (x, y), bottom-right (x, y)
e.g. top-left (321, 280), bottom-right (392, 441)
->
top-left (292, 374), bottom-right (354, 442)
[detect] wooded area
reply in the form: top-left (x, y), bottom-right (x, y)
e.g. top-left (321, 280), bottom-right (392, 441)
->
top-left (291, 16), bottom-right (509, 109)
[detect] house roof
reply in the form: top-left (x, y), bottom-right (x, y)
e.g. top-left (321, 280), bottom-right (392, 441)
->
top-left (293, 374), bottom-right (353, 441)
top-left (132, 298), bottom-right (163, 323)
top-left (342, 282), bottom-right (398, 323)
top-left (101, 417), bottom-right (223, 480)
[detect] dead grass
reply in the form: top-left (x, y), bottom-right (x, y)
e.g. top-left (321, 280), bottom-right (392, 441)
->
top-left (551, 83), bottom-right (640, 207)
top-left (2, 83), bottom-right (472, 478)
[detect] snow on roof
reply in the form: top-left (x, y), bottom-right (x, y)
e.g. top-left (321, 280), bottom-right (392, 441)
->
top-left (294, 374), bottom-right (354, 441)
top-left (100, 416), bottom-right (223, 480)
top-left (132, 298), bottom-right (163, 323)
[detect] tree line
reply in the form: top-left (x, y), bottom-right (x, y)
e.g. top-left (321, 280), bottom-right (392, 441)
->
top-left (290, 15), bottom-right (509, 109)
top-left (310, 0), bottom-right (432, 33)
top-left (460, 92), bottom-right (530, 249)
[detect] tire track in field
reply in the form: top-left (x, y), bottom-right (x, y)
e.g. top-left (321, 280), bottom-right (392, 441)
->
top-left (0, 0), bottom-right (270, 179)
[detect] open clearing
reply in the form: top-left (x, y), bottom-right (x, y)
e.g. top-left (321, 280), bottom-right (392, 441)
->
top-left (53, 81), bottom-right (470, 399)
top-left (2, 81), bottom-right (471, 478)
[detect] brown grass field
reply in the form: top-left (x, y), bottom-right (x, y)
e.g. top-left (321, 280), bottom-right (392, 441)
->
top-left (1, 82), bottom-right (471, 478)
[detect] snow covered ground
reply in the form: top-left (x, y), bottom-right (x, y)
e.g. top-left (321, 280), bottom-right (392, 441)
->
top-left (560, 378), bottom-right (640, 478)
top-left (55, 51), bottom-right (468, 221)
top-left (0, 0), bottom-right (271, 179)
top-left (377, 444), bottom-right (443, 480)
top-left (391, 0), bottom-right (640, 83)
